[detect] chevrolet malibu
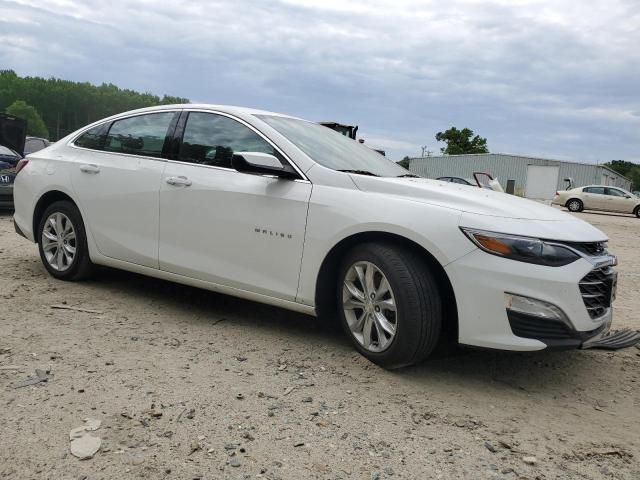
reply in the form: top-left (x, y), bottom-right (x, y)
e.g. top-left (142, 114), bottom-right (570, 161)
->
top-left (12, 105), bottom-right (638, 368)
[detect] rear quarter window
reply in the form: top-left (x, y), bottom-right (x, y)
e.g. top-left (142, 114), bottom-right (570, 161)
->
top-left (74, 123), bottom-right (110, 150)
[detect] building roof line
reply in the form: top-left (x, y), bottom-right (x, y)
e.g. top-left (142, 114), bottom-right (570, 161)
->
top-left (409, 152), bottom-right (633, 182)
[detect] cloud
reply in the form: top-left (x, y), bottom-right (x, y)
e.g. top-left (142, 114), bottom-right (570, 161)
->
top-left (1, 0), bottom-right (639, 162)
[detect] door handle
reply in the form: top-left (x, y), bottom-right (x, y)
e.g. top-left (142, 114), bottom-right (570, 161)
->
top-left (80, 164), bottom-right (100, 174)
top-left (166, 176), bottom-right (192, 187)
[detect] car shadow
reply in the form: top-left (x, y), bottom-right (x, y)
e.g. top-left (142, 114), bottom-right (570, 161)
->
top-left (86, 267), bottom-right (622, 397)
top-left (567, 209), bottom-right (635, 219)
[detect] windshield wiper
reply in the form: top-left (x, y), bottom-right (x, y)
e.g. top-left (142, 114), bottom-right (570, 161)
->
top-left (396, 173), bottom-right (419, 178)
top-left (337, 169), bottom-right (379, 177)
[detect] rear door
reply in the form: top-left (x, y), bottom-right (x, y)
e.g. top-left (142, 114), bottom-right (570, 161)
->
top-left (70, 111), bottom-right (178, 268)
top-left (158, 111), bottom-right (312, 300)
top-left (582, 186), bottom-right (606, 209)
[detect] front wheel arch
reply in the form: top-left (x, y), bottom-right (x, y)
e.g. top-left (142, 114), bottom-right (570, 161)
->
top-left (315, 231), bottom-right (458, 346)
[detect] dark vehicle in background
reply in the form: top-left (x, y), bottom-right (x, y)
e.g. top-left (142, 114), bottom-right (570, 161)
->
top-left (0, 145), bottom-right (22, 209)
top-left (24, 136), bottom-right (51, 155)
top-left (437, 172), bottom-right (504, 192)
top-left (0, 113), bottom-right (27, 209)
top-left (319, 121), bottom-right (386, 156)
top-left (437, 176), bottom-right (475, 186)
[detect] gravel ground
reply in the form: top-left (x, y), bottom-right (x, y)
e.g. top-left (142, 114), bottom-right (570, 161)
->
top-left (0, 209), bottom-right (638, 479)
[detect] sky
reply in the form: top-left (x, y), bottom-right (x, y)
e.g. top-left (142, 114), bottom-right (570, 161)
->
top-left (1, 0), bottom-right (639, 162)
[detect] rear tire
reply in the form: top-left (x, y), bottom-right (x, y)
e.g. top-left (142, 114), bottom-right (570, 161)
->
top-left (634, 206), bottom-right (640, 218)
top-left (566, 198), bottom-right (583, 212)
top-left (37, 200), bottom-right (94, 281)
top-left (336, 243), bottom-right (442, 369)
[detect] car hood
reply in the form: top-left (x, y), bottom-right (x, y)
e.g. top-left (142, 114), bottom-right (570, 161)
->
top-left (350, 176), bottom-right (608, 241)
top-left (351, 176), bottom-right (565, 219)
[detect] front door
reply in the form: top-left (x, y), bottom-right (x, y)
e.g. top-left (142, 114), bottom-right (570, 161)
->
top-left (70, 111), bottom-right (177, 268)
top-left (158, 111), bottom-right (311, 301)
top-left (605, 187), bottom-right (634, 213)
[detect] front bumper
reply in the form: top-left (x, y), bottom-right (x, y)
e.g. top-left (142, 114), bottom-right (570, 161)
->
top-left (0, 185), bottom-right (13, 209)
top-left (445, 248), bottom-right (616, 351)
top-left (507, 308), bottom-right (611, 350)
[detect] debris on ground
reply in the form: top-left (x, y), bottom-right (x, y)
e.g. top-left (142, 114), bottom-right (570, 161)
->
top-left (69, 418), bottom-right (102, 460)
top-left (14, 368), bottom-right (53, 388)
top-left (50, 304), bottom-right (104, 314)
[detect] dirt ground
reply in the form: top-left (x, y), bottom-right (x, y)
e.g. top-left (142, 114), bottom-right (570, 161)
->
top-left (0, 209), bottom-right (638, 480)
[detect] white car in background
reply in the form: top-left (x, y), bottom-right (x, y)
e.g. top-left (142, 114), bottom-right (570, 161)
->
top-left (12, 105), bottom-right (639, 368)
top-left (553, 185), bottom-right (640, 217)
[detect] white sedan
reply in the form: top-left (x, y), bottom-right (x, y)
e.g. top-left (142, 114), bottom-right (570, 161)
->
top-left (553, 185), bottom-right (640, 217)
top-left (12, 105), bottom-right (637, 368)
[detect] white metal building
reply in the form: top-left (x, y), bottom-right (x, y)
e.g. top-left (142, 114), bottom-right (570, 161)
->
top-left (409, 153), bottom-right (632, 199)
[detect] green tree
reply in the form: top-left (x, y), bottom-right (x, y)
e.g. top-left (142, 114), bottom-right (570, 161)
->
top-left (435, 127), bottom-right (488, 155)
top-left (5, 100), bottom-right (49, 138)
top-left (0, 70), bottom-right (190, 141)
top-left (603, 160), bottom-right (636, 178)
top-left (397, 155), bottom-right (410, 169)
top-left (627, 166), bottom-right (640, 191)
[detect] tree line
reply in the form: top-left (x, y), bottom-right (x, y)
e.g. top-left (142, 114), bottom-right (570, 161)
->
top-left (0, 70), bottom-right (189, 141)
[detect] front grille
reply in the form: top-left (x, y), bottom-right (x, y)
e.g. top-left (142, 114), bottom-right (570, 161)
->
top-left (564, 241), bottom-right (607, 257)
top-left (579, 267), bottom-right (615, 319)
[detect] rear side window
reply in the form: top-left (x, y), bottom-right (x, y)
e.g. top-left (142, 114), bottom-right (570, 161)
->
top-left (74, 123), bottom-right (110, 150)
top-left (584, 187), bottom-right (605, 194)
top-left (178, 112), bottom-right (277, 168)
top-left (104, 112), bottom-right (175, 158)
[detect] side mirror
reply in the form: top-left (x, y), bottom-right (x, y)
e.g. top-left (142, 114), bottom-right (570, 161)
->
top-left (231, 152), bottom-right (298, 179)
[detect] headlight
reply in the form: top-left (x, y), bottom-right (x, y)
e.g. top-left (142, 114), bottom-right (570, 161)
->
top-left (460, 228), bottom-right (580, 267)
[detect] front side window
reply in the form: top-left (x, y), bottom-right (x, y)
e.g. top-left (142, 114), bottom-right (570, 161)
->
top-left (74, 123), bottom-right (110, 150)
top-left (606, 188), bottom-right (626, 197)
top-left (104, 112), bottom-right (175, 158)
top-left (178, 112), bottom-right (277, 168)
top-left (584, 186), bottom-right (605, 194)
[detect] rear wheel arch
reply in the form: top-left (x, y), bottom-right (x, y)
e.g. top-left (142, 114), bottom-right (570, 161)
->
top-left (32, 191), bottom-right (78, 240)
top-left (314, 231), bottom-right (458, 345)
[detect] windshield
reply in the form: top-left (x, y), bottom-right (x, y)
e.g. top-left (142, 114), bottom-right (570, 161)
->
top-left (257, 115), bottom-right (409, 177)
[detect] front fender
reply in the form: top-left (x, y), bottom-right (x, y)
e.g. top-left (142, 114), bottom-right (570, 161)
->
top-left (295, 185), bottom-right (475, 305)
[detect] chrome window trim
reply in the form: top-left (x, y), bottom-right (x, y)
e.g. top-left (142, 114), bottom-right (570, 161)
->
top-left (67, 108), bottom-right (310, 182)
top-left (68, 109), bottom-right (181, 162)
top-left (70, 145), bottom-right (169, 163)
top-left (179, 108), bottom-right (309, 182)
top-left (164, 158), bottom-right (311, 184)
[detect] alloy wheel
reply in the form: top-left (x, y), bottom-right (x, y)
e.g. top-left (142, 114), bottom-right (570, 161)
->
top-left (41, 212), bottom-right (76, 271)
top-left (342, 261), bottom-right (397, 352)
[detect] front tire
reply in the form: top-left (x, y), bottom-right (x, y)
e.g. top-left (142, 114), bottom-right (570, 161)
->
top-left (37, 200), bottom-right (94, 280)
top-left (634, 206), bottom-right (640, 218)
top-left (337, 243), bottom-right (442, 369)
top-left (566, 198), bottom-right (583, 212)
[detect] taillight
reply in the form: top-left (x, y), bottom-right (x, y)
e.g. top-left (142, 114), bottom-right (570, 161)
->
top-left (16, 159), bottom-right (29, 174)
top-left (554, 191), bottom-right (559, 196)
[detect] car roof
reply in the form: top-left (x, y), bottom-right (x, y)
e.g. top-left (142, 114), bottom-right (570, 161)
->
top-left (113, 104), bottom-right (302, 120)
